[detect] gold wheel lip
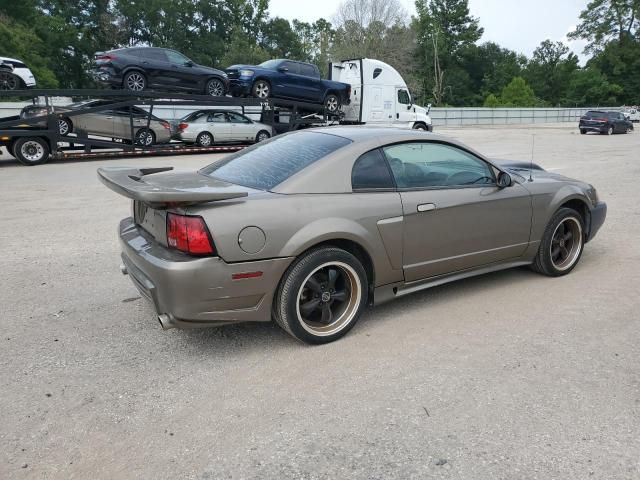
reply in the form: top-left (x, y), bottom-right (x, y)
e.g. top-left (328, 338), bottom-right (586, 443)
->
top-left (296, 261), bottom-right (362, 337)
top-left (550, 217), bottom-right (583, 271)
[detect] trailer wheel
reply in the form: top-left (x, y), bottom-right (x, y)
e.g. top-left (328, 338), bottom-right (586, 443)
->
top-left (14, 137), bottom-right (50, 166)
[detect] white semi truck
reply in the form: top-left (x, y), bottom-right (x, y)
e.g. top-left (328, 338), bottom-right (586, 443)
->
top-left (329, 58), bottom-right (433, 131)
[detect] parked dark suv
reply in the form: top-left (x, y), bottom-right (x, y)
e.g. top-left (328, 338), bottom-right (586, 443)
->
top-left (92, 47), bottom-right (229, 96)
top-left (579, 110), bottom-right (634, 135)
top-left (225, 59), bottom-right (351, 113)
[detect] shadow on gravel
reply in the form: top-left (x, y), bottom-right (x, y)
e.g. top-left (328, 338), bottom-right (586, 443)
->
top-left (174, 266), bottom-right (540, 352)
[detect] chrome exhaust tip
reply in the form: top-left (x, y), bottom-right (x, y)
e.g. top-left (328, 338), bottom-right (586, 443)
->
top-left (158, 314), bottom-right (176, 330)
top-left (119, 264), bottom-right (128, 275)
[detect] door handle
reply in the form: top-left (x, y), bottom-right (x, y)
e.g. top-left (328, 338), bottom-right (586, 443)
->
top-left (417, 203), bottom-right (436, 212)
top-left (105, 116), bottom-right (113, 119)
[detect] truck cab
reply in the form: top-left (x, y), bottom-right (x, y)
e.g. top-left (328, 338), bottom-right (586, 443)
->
top-left (329, 58), bottom-right (432, 131)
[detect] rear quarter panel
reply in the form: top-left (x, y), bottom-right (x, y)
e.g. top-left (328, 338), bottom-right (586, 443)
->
top-left (188, 192), bottom-right (405, 287)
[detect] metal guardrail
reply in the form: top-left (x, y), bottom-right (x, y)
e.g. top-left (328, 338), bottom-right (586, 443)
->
top-left (430, 107), bottom-right (622, 127)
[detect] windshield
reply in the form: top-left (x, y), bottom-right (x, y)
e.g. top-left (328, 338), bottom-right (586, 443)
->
top-left (259, 60), bottom-right (282, 70)
top-left (201, 131), bottom-right (352, 190)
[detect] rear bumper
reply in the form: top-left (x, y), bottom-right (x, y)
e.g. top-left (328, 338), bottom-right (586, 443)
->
top-left (91, 68), bottom-right (122, 86)
top-left (587, 202), bottom-right (607, 242)
top-left (579, 122), bottom-right (607, 133)
top-left (118, 217), bottom-right (292, 328)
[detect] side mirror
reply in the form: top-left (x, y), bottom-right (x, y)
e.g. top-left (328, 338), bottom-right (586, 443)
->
top-left (497, 171), bottom-right (512, 188)
top-left (185, 60), bottom-right (194, 67)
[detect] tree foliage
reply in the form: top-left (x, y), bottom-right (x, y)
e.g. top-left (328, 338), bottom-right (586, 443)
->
top-left (0, 0), bottom-right (637, 107)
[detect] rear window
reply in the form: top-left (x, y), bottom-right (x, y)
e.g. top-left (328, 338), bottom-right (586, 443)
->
top-left (201, 131), bottom-right (352, 190)
top-left (584, 111), bottom-right (605, 118)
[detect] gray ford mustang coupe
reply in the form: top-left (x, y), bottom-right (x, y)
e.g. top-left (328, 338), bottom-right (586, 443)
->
top-left (99, 127), bottom-right (606, 344)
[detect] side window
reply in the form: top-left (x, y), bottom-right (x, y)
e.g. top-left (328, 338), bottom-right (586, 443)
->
top-left (382, 142), bottom-right (495, 189)
top-left (166, 50), bottom-right (190, 65)
top-left (299, 64), bottom-right (317, 77)
top-left (397, 89), bottom-right (411, 105)
top-left (145, 49), bottom-right (168, 62)
top-left (281, 61), bottom-right (299, 74)
top-left (227, 112), bottom-right (251, 123)
top-left (373, 68), bottom-right (382, 79)
top-left (352, 149), bottom-right (395, 190)
top-left (207, 112), bottom-right (228, 123)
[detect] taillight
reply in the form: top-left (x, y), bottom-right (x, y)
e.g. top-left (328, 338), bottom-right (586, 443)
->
top-left (160, 121), bottom-right (170, 130)
top-left (166, 213), bottom-right (215, 255)
top-left (96, 54), bottom-right (115, 61)
top-left (178, 122), bottom-right (188, 131)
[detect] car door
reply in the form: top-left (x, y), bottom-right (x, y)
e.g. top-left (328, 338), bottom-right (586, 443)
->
top-left (226, 112), bottom-right (255, 141)
top-left (72, 101), bottom-right (115, 138)
top-left (277, 61), bottom-right (304, 99)
top-left (205, 112), bottom-right (232, 141)
top-left (110, 106), bottom-right (152, 140)
top-left (139, 48), bottom-right (172, 88)
top-left (395, 88), bottom-right (414, 125)
top-left (297, 63), bottom-right (323, 102)
top-left (382, 141), bottom-right (532, 282)
top-left (164, 49), bottom-right (200, 91)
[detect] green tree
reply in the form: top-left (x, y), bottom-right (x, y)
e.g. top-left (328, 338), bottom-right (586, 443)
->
top-left (525, 40), bottom-right (579, 106)
top-left (568, 0), bottom-right (640, 53)
top-left (566, 67), bottom-right (623, 106)
top-left (414, 0), bottom-right (483, 105)
top-left (483, 93), bottom-right (500, 108)
top-left (498, 77), bottom-right (538, 107)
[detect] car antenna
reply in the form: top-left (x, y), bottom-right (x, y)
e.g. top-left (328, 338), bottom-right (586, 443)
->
top-left (529, 134), bottom-right (535, 182)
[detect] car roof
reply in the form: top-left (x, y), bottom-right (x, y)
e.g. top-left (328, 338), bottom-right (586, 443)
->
top-left (305, 125), bottom-right (449, 143)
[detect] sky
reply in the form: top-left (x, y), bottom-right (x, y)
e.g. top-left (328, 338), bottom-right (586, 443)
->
top-left (268, 0), bottom-right (589, 60)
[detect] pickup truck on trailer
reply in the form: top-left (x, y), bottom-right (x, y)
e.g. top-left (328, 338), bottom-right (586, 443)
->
top-left (225, 59), bottom-right (351, 114)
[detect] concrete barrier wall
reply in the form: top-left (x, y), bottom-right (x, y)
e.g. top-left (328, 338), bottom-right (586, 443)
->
top-left (429, 107), bottom-right (621, 126)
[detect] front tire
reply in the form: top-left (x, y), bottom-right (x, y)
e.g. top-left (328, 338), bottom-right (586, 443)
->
top-left (252, 80), bottom-right (271, 99)
top-left (196, 131), bottom-right (213, 147)
top-left (14, 137), bottom-right (50, 166)
top-left (532, 208), bottom-right (585, 277)
top-left (58, 117), bottom-right (72, 136)
top-left (274, 247), bottom-right (368, 344)
top-left (413, 123), bottom-right (428, 131)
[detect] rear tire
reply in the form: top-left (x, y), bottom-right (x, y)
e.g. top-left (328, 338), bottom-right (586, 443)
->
top-left (196, 131), bottom-right (213, 147)
top-left (531, 208), bottom-right (585, 277)
top-left (273, 247), bottom-right (368, 344)
top-left (580, 129), bottom-right (586, 135)
top-left (135, 128), bottom-right (155, 147)
top-left (606, 126), bottom-right (614, 135)
top-left (206, 78), bottom-right (225, 97)
top-left (324, 93), bottom-right (340, 113)
top-left (255, 130), bottom-right (270, 143)
top-left (14, 137), bottom-right (50, 166)
top-left (0, 71), bottom-right (19, 90)
top-left (123, 71), bottom-right (146, 92)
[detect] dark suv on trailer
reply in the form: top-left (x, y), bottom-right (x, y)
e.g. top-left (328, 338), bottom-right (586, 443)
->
top-left (579, 110), bottom-right (634, 135)
top-left (92, 47), bottom-right (229, 96)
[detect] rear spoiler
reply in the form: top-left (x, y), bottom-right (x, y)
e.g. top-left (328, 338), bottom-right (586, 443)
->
top-left (97, 166), bottom-right (248, 207)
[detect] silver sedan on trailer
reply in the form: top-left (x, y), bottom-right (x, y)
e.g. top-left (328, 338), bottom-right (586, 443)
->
top-left (175, 110), bottom-right (272, 146)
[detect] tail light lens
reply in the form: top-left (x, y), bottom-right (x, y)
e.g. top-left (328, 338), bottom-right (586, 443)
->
top-left (166, 213), bottom-right (215, 255)
top-left (160, 121), bottom-right (170, 130)
top-left (95, 54), bottom-right (116, 61)
top-left (178, 122), bottom-right (188, 131)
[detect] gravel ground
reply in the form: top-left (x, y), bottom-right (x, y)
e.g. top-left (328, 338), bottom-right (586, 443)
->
top-left (1, 124), bottom-right (639, 480)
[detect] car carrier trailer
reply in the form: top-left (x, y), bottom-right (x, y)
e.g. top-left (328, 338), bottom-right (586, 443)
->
top-left (0, 89), bottom-right (344, 166)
